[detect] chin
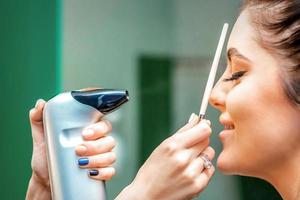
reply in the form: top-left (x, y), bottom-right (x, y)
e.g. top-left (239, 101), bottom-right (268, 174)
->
top-left (216, 150), bottom-right (239, 175)
top-left (217, 149), bottom-right (256, 177)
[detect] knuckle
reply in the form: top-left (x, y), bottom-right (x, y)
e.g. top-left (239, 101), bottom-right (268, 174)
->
top-left (101, 168), bottom-right (116, 180)
top-left (162, 140), bottom-right (179, 155)
top-left (210, 166), bottom-right (216, 174)
top-left (110, 168), bottom-right (116, 177)
top-left (102, 174), bottom-right (112, 180)
top-left (93, 136), bottom-right (116, 152)
top-left (208, 146), bottom-right (215, 157)
top-left (203, 139), bottom-right (210, 147)
top-left (183, 171), bottom-right (197, 181)
top-left (174, 152), bottom-right (189, 168)
top-left (108, 152), bottom-right (116, 163)
top-left (106, 136), bottom-right (116, 146)
top-left (193, 180), bottom-right (207, 194)
top-left (95, 153), bottom-right (115, 166)
top-left (212, 166), bottom-right (216, 173)
top-left (199, 123), bottom-right (211, 135)
top-left (97, 143), bottom-right (104, 152)
top-left (29, 109), bottom-right (34, 117)
top-left (102, 120), bottom-right (112, 132)
top-left (90, 141), bottom-right (100, 150)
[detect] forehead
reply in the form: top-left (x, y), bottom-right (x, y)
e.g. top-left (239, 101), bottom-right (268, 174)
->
top-left (226, 9), bottom-right (281, 75)
top-left (227, 9), bottom-right (260, 61)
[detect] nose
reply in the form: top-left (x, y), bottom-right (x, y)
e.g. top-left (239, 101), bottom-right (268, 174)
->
top-left (209, 78), bottom-right (227, 112)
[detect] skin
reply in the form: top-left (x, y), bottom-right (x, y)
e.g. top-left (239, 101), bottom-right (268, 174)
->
top-left (116, 115), bottom-right (214, 200)
top-left (209, 9), bottom-right (300, 200)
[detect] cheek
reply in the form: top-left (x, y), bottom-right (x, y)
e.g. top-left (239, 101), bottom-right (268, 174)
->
top-left (219, 73), bottom-right (298, 174)
top-left (226, 70), bottom-right (285, 130)
top-left (217, 80), bottom-right (265, 173)
top-left (227, 73), bottom-right (290, 145)
top-left (226, 78), bottom-right (262, 126)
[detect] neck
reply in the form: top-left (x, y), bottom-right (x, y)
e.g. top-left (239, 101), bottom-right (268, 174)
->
top-left (261, 151), bottom-right (300, 200)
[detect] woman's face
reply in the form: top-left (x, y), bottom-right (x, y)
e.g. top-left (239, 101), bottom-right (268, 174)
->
top-left (209, 9), bottom-right (300, 177)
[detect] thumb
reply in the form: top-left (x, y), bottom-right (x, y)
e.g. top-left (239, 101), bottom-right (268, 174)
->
top-left (29, 99), bottom-right (46, 144)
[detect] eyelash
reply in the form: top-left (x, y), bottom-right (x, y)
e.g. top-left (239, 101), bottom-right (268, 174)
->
top-left (223, 70), bottom-right (247, 82)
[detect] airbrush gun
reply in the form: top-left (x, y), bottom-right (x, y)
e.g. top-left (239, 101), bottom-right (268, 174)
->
top-left (43, 88), bottom-right (129, 200)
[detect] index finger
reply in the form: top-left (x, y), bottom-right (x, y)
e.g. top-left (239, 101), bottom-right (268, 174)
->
top-left (176, 113), bottom-right (200, 134)
top-left (82, 119), bottom-right (112, 140)
top-left (174, 120), bottom-right (211, 148)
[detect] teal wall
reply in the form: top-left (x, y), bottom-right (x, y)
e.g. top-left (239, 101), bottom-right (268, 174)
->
top-left (0, 0), bottom-right (61, 199)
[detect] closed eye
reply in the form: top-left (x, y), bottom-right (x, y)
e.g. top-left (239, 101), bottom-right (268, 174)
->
top-left (223, 70), bottom-right (247, 82)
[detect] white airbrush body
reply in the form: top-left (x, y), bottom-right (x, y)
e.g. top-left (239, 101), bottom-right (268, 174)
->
top-left (43, 89), bottom-right (128, 200)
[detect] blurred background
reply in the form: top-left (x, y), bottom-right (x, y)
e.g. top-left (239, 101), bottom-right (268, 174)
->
top-left (0, 0), bottom-right (282, 199)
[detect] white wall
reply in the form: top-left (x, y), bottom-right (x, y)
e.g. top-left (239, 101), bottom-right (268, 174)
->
top-left (172, 0), bottom-right (241, 56)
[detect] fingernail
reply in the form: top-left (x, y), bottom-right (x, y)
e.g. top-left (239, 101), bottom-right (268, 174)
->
top-left (200, 119), bottom-right (211, 126)
top-left (78, 158), bottom-right (89, 166)
top-left (35, 99), bottom-right (44, 109)
top-left (89, 169), bottom-right (99, 176)
top-left (206, 120), bottom-right (211, 126)
top-left (77, 145), bottom-right (87, 153)
top-left (82, 128), bottom-right (94, 137)
top-left (188, 113), bottom-right (197, 123)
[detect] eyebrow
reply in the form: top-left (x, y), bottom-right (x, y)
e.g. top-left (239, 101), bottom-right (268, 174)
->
top-left (227, 48), bottom-right (252, 63)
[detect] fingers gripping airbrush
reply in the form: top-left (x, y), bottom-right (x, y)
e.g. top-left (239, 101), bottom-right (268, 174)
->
top-left (43, 88), bottom-right (129, 200)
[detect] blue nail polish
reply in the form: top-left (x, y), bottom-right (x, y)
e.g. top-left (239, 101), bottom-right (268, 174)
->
top-left (89, 170), bottom-right (99, 176)
top-left (78, 158), bottom-right (89, 166)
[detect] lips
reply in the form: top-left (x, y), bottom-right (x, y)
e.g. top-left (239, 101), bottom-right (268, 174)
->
top-left (220, 118), bottom-right (235, 131)
top-left (224, 125), bottom-right (234, 130)
top-left (219, 115), bottom-right (235, 141)
top-left (219, 129), bottom-right (234, 142)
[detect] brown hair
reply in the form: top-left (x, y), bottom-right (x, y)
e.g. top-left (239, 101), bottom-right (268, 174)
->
top-left (242, 0), bottom-right (300, 105)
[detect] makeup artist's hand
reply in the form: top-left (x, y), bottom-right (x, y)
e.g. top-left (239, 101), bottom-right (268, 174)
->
top-left (26, 99), bottom-right (116, 200)
top-left (116, 114), bottom-right (215, 200)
